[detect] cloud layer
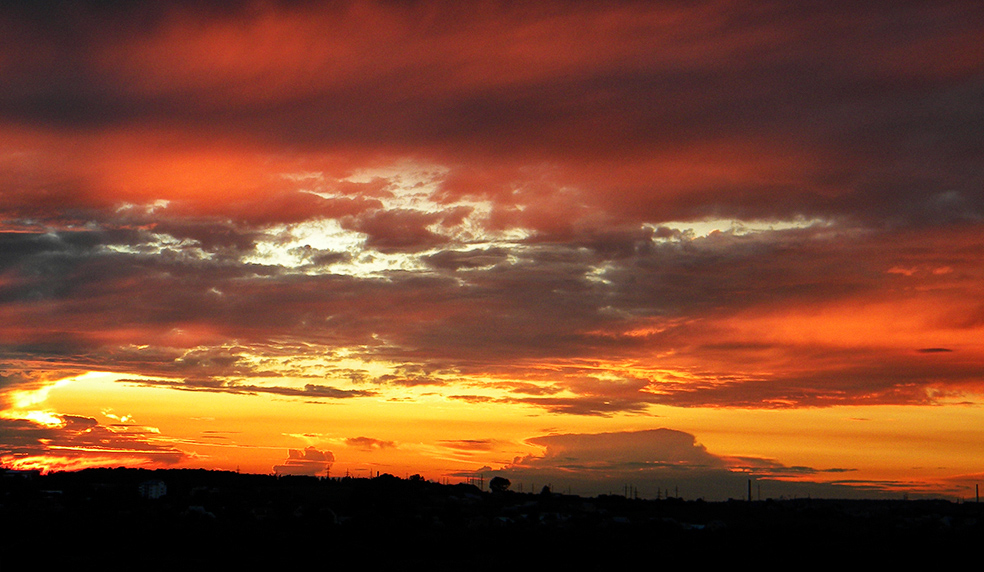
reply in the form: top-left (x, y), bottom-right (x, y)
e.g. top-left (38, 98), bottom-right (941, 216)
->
top-left (1, 1), bottom-right (982, 490)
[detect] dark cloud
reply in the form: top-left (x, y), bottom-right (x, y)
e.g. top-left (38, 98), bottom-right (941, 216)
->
top-left (118, 377), bottom-right (375, 400)
top-left (728, 456), bottom-right (857, 478)
top-left (498, 394), bottom-right (658, 418)
top-left (423, 247), bottom-right (511, 272)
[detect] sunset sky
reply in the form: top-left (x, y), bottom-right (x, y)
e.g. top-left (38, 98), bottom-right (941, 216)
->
top-left (2, 1), bottom-right (982, 500)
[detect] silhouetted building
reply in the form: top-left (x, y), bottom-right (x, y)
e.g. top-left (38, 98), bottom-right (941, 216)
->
top-left (138, 479), bottom-right (166, 499)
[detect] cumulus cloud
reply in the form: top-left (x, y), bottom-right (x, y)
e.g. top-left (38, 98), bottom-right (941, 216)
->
top-left (273, 446), bottom-right (334, 476)
top-left (513, 429), bottom-right (726, 473)
top-left (497, 429), bottom-right (887, 500)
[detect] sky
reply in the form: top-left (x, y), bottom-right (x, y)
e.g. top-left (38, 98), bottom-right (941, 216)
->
top-left (1, 0), bottom-right (983, 500)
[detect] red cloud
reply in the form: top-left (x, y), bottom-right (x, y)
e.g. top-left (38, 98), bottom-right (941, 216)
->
top-left (0, 414), bottom-right (184, 473)
top-left (1, 1), bottom-right (982, 421)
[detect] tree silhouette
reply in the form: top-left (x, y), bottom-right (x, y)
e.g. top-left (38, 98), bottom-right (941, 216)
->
top-left (489, 476), bottom-right (511, 493)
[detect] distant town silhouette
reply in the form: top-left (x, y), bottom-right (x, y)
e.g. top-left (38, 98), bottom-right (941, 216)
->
top-left (3, 467), bottom-right (977, 568)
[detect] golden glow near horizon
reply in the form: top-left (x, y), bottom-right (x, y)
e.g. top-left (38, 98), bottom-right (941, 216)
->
top-left (1, 363), bottom-right (978, 500)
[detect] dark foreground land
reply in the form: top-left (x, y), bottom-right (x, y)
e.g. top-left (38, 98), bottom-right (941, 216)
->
top-left (2, 468), bottom-right (980, 569)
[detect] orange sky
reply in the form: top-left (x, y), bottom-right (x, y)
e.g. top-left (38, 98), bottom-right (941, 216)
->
top-left (1, 0), bottom-right (983, 500)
